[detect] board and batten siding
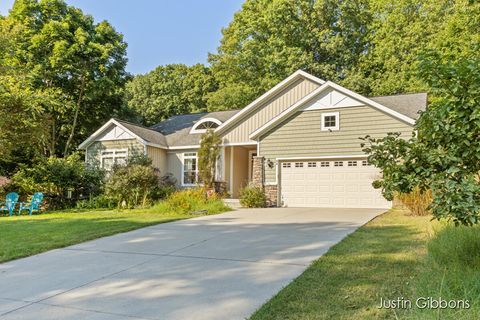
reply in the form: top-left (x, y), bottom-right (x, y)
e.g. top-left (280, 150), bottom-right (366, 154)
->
top-left (86, 139), bottom-right (145, 167)
top-left (222, 78), bottom-right (320, 144)
top-left (259, 106), bottom-right (414, 183)
top-left (146, 146), bottom-right (167, 174)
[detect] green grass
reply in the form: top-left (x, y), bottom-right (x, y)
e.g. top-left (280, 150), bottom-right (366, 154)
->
top-left (250, 209), bottom-right (480, 320)
top-left (0, 200), bottom-right (230, 263)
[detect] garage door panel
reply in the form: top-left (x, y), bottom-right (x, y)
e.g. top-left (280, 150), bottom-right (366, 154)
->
top-left (280, 159), bottom-right (391, 209)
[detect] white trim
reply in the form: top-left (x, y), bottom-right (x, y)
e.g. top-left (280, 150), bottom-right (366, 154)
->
top-left (222, 141), bottom-right (257, 146)
top-left (321, 112), bottom-right (340, 131)
top-left (249, 81), bottom-right (416, 140)
top-left (215, 70), bottom-right (325, 135)
top-left (181, 151), bottom-right (198, 187)
top-left (100, 148), bottom-right (128, 171)
top-left (221, 147), bottom-right (226, 180)
top-left (229, 147), bottom-right (234, 194)
top-left (168, 145), bottom-right (201, 150)
top-left (189, 118), bottom-right (223, 134)
top-left (276, 155), bottom-right (366, 161)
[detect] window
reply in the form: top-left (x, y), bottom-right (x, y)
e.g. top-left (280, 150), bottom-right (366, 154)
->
top-left (321, 112), bottom-right (340, 131)
top-left (308, 162), bottom-right (317, 168)
top-left (282, 162), bottom-right (291, 168)
top-left (182, 152), bottom-right (198, 185)
top-left (362, 160), bottom-right (370, 166)
top-left (334, 161), bottom-right (344, 167)
top-left (348, 161), bottom-right (358, 167)
top-left (101, 149), bottom-right (128, 171)
top-left (295, 162), bottom-right (304, 168)
top-left (320, 161), bottom-right (330, 167)
top-left (190, 118), bottom-right (222, 134)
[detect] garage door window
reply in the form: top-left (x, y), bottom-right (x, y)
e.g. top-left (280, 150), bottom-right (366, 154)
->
top-left (362, 160), bottom-right (370, 166)
top-left (334, 161), bottom-right (344, 167)
top-left (282, 162), bottom-right (291, 168)
top-left (308, 162), bottom-right (317, 167)
top-left (295, 162), bottom-right (304, 168)
top-left (348, 161), bottom-right (358, 167)
top-left (320, 161), bottom-right (330, 167)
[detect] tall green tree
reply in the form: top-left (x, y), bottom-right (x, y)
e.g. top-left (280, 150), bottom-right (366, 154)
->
top-left (198, 129), bottom-right (221, 189)
top-left (1, 0), bottom-right (129, 157)
top-left (207, 0), bottom-right (371, 110)
top-left (125, 64), bottom-right (217, 126)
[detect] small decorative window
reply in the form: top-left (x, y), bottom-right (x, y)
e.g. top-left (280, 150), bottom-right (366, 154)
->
top-left (334, 161), bottom-right (344, 167)
top-left (182, 152), bottom-right (198, 185)
top-left (282, 162), bottom-right (291, 168)
top-left (190, 118), bottom-right (222, 134)
top-left (101, 149), bottom-right (128, 171)
top-left (320, 161), bottom-right (330, 167)
top-left (321, 112), bottom-right (340, 131)
top-left (362, 160), bottom-right (369, 166)
top-left (307, 162), bottom-right (317, 168)
top-left (348, 161), bottom-right (358, 167)
top-left (295, 162), bottom-right (304, 168)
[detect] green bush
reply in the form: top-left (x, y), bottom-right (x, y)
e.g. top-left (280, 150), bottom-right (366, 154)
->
top-left (156, 188), bottom-right (230, 215)
top-left (9, 154), bottom-right (104, 209)
top-left (239, 185), bottom-right (266, 208)
top-left (76, 194), bottom-right (116, 210)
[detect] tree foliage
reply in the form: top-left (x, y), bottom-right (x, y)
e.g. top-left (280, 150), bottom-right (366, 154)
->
top-left (197, 129), bottom-right (221, 188)
top-left (0, 0), bottom-right (129, 159)
top-left (125, 64), bottom-right (217, 126)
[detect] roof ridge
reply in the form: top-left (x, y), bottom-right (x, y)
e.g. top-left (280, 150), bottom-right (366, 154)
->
top-left (166, 108), bottom-right (241, 118)
top-left (113, 118), bottom-right (164, 134)
top-left (369, 92), bottom-right (428, 98)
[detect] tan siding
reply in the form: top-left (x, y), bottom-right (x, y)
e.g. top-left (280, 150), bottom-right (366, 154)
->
top-left (146, 146), bottom-right (167, 174)
top-left (167, 149), bottom-right (198, 187)
top-left (86, 139), bottom-right (145, 167)
top-left (260, 106), bottom-right (414, 183)
top-left (222, 78), bottom-right (320, 143)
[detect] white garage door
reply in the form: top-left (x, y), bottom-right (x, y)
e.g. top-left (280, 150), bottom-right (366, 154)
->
top-left (280, 159), bottom-right (391, 208)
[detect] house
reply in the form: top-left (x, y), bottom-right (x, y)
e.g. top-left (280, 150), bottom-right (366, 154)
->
top-left (79, 70), bottom-right (426, 209)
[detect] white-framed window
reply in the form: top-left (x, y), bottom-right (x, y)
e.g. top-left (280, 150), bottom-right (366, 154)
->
top-left (190, 118), bottom-right (222, 134)
top-left (282, 162), bottom-right (291, 168)
top-left (295, 162), bottom-right (304, 168)
top-left (182, 152), bottom-right (198, 186)
top-left (308, 162), bottom-right (317, 167)
top-left (320, 161), bottom-right (330, 167)
top-left (334, 161), bottom-right (344, 167)
top-left (100, 149), bottom-right (128, 171)
top-left (321, 112), bottom-right (340, 131)
top-left (348, 160), bottom-right (358, 167)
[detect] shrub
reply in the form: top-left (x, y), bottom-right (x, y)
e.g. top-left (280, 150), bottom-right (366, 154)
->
top-left (9, 154), bottom-right (104, 209)
top-left (76, 194), bottom-right (116, 210)
top-left (239, 185), bottom-right (266, 208)
top-left (396, 187), bottom-right (432, 216)
top-left (106, 164), bottom-right (161, 208)
top-left (156, 187), bottom-right (230, 215)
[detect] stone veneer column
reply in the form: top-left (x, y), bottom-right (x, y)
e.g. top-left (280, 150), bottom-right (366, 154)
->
top-left (252, 156), bottom-right (264, 187)
top-left (264, 185), bottom-right (278, 207)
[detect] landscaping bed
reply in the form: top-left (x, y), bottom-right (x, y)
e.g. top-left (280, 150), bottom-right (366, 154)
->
top-left (250, 209), bottom-right (479, 320)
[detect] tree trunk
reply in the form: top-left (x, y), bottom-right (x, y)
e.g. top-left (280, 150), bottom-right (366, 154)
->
top-left (63, 74), bottom-right (86, 157)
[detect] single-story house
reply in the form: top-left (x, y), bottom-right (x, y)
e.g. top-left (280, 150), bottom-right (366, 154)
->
top-left (79, 70), bottom-right (426, 209)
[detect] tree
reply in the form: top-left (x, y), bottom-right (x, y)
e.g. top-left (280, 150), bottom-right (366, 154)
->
top-left (362, 46), bottom-right (480, 226)
top-left (207, 0), bottom-right (371, 110)
top-left (125, 64), bottom-right (217, 126)
top-left (1, 0), bottom-right (129, 157)
top-left (197, 129), bottom-right (221, 189)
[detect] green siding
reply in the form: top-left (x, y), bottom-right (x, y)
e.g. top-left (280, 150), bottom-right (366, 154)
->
top-left (86, 139), bottom-right (145, 167)
top-left (260, 106), bottom-right (414, 183)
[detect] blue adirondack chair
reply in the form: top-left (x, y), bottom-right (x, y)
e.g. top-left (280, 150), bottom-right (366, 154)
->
top-left (0, 192), bottom-right (19, 216)
top-left (18, 192), bottom-right (44, 216)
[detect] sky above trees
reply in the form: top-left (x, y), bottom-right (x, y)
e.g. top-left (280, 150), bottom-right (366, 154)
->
top-left (0, 0), bottom-right (243, 74)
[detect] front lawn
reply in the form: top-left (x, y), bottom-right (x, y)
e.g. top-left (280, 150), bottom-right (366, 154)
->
top-left (0, 200), bottom-right (230, 263)
top-left (251, 209), bottom-right (480, 320)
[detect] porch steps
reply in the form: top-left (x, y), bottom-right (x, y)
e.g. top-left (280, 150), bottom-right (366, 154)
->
top-left (223, 198), bottom-right (242, 209)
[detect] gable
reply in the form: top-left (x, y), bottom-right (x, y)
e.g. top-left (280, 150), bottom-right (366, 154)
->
top-left (303, 87), bottom-right (364, 110)
top-left (221, 77), bottom-right (321, 144)
top-left (97, 124), bottom-right (135, 141)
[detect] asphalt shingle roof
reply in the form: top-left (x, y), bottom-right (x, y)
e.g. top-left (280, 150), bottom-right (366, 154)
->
top-left (114, 92), bottom-right (426, 148)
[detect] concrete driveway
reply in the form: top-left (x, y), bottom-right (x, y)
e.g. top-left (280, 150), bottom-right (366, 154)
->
top-left (0, 207), bottom-right (383, 320)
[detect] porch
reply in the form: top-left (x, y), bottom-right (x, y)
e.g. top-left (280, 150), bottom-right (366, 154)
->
top-left (219, 145), bottom-right (257, 198)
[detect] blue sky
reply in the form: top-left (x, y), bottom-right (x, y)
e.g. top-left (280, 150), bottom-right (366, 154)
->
top-left (0, 0), bottom-right (244, 74)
